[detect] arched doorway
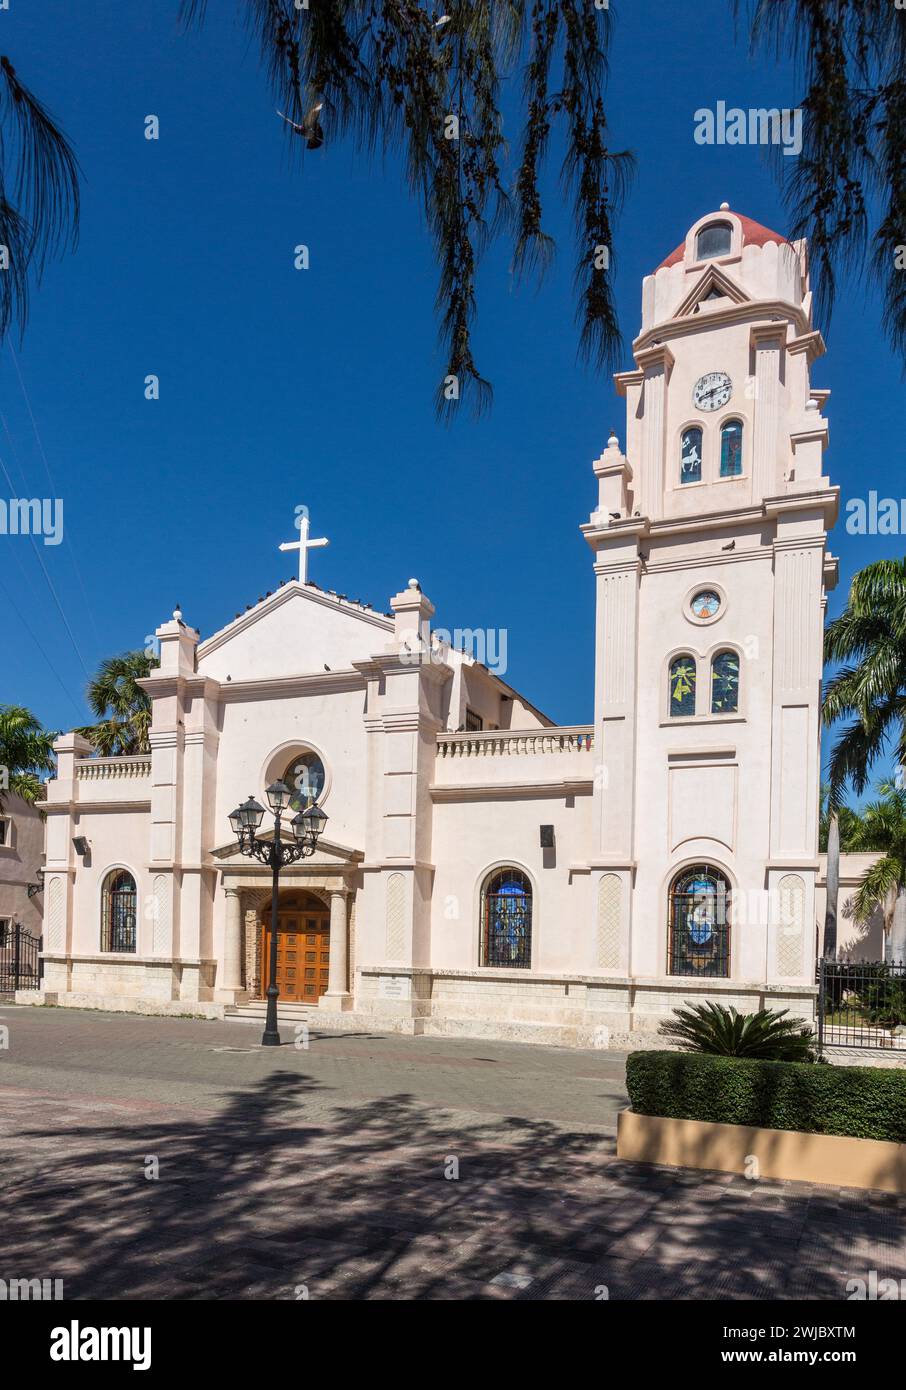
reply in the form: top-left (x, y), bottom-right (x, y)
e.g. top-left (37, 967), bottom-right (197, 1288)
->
top-left (258, 890), bottom-right (330, 1004)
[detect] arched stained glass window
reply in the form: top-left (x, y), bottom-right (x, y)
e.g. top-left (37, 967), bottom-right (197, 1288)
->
top-left (711, 650), bottom-right (740, 714)
top-left (696, 221), bottom-right (732, 260)
top-left (720, 419), bottom-right (743, 477)
top-left (669, 654), bottom-right (696, 717)
top-left (668, 865), bottom-right (730, 977)
top-left (101, 869), bottom-right (137, 953)
top-left (680, 427), bottom-right (702, 484)
top-left (481, 868), bottom-right (532, 969)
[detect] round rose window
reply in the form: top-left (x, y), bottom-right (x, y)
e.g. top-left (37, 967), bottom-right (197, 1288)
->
top-left (283, 750), bottom-right (326, 810)
top-left (690, 590), bottom-right (721, 620)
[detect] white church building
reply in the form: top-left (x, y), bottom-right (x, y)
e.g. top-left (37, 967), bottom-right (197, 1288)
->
top-left (35, 207), bottom-right (839, 1045)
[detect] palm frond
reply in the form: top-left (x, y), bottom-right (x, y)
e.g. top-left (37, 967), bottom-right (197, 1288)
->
top-left (82, 650), bottom-right (155, 755)
top-left (823, 558), bottom-right (906, 803)
top-left (180, 0), bottom-right (631, 416)
top-left (658, 1001), bottom-right (816, 1061)
top-left (853, 852), bottom-right (900, 924)
top-left (739, 1), bottom-right (906, 368)
top-left (0, 703), bottom-right (57, 809)
top-left (0, 55), bottom-right (79, 339)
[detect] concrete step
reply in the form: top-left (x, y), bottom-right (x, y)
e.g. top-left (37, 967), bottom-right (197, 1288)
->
top-left (224, 1001), bottom-right (312, 1025)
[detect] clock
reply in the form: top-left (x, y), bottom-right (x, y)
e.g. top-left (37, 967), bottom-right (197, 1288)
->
top-left (693, 371), bottom-right (732, 412)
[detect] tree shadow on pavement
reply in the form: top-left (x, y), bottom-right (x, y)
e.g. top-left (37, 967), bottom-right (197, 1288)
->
top-left (2, 1067), bottom-right (903, 1300)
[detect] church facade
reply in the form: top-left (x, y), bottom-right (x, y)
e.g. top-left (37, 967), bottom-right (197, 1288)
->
top-left (35, 208), bottom-right (839, 1046)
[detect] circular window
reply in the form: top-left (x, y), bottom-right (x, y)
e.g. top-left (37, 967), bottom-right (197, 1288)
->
top-left (282, 749), bottom-right (326, 810)
top-left (690, 589), bottom-right (721, 621)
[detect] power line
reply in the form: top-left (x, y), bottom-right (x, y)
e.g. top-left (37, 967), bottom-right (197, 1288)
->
top-left (5, 342), bottom-right (104, 650)
top-left (0, 408), bottom-right (31, 496)
top-left (0, 447), bottom-right (92, 679)
top-left (0, 568), bottom-right (84, 721)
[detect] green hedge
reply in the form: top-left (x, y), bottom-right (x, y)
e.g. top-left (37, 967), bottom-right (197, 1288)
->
top-left (625, 1051), bottom-right (906, 1143)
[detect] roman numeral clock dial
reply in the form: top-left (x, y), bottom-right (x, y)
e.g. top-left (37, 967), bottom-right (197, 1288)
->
top-left (693, 371), bottom-right (732, 411)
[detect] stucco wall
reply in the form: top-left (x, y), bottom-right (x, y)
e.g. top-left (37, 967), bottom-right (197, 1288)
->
top-left (0, 793), bottom-right (44, 936)
top-left (816, 852), bottom-right (886, 960)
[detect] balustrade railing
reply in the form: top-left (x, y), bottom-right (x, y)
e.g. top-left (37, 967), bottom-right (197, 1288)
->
top-left (436, 727), bottom-right (593, 758)
top-left (76, 756), bottom-right (152, 780)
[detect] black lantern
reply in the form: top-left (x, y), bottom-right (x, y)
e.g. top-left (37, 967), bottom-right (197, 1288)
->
top-left (300, 801), bottom-right (328, 843)
top-left (265, 779), bottom-right (291, 814)
top-left (237, 795), bottom-right (265, 832)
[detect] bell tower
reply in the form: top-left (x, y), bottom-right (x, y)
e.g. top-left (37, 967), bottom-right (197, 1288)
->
top-left (582, 206), bottom-right (839, 1023)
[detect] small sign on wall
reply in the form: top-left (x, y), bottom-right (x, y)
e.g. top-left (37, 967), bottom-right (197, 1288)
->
top-left (378, 975), bottom-right (411, 1001)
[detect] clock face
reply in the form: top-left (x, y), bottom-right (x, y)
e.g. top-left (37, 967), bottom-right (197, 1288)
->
top-left (693, 371), bottom-right (732, 412)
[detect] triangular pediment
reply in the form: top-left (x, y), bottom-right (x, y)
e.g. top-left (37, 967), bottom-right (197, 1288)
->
top-left (211, 834), bottom-right (364, 868)
top-left (674, 264), bottom-right (750, 318)
top-left (197, 581), bottom-right (393, 683)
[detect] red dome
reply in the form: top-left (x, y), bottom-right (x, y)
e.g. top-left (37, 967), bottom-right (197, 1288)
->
top-left (655, 213), bottom-right (789, 271)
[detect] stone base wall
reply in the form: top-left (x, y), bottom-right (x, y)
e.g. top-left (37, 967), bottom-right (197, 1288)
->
top-left (351, 966), bottom-right (818, 1047)
top-left (40, 955), bottom-right (218, 1007)
top-left (31, 955), bottom-right (824, 1052)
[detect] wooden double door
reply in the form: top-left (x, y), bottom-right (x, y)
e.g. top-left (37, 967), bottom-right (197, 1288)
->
top-left (259, 893), bottom-right (329, 1004)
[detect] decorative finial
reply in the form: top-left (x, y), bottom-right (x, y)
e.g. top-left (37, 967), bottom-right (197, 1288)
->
top-left (608, 431), bottom-right (619, 448)
top-left (719, 201), bottom-right (730, 211)
top-left (408, 577), bottom-right (421, 591)
top-left (173, 604), bottom-right (183, 622)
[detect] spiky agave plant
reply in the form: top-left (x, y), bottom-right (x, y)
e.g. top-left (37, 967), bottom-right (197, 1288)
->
top-left (658, 1001), bottom-right (817, 1061)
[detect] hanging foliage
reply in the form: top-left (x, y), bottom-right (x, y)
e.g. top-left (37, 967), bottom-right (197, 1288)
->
top-left (180, 0), bottom-right (633, 416)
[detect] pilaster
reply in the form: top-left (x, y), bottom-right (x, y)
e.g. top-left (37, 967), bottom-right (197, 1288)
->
top-left (43, 732), bottom-right (92, 962)
top-left (634, 343), bottom-right (674, 515)
top-left (750, 323), bottom-right (786, 503)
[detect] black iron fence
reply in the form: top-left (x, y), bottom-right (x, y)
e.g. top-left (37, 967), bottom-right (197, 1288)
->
top-left (0, 923), bottom-right (43, 993)
top-left (817, 958), bottom-right (906, 1052)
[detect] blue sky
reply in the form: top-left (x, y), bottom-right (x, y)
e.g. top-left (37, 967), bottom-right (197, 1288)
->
top-left (2, 2), bottom-right (902, 789)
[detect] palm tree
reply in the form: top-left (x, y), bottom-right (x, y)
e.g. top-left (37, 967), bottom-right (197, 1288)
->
top-left (823, 559), bottom-right (906, 808)
top-left (818, 783), bottom-right (886, 959)
top-left (849, 784), bottom-right (906, 965)
top-left (818, 784), bottom-right (866, 852)
top-left (0, 704), bottom-right (57, 807)
top-left (77, 652), bottom-right (155, 757)
top-left (824, 807), bottom-right (840, 961)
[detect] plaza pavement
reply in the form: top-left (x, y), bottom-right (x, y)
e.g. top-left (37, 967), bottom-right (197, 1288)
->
top-left (0, 1004), bottom-right (903, 1301)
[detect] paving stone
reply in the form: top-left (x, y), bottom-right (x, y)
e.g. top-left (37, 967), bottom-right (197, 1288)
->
top-left (2, 1006), bottom-right (903, 1302)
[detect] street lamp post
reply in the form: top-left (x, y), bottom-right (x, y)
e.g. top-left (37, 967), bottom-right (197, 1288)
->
top-left (229, 780), bottom-right (328, 1047)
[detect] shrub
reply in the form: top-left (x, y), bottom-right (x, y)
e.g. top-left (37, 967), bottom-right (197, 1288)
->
top-left (625, 1050), bottom-right (906, 1142)
top-left (821, 961), bottom-right (888, 1015)
top-left (856, 976), bottom-right (906, 1028)
top-left (657, 1001), bottom-right (816, 1060)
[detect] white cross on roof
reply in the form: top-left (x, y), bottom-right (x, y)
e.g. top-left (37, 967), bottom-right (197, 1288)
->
top-left (279, 507), bottom-right (329, 584)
